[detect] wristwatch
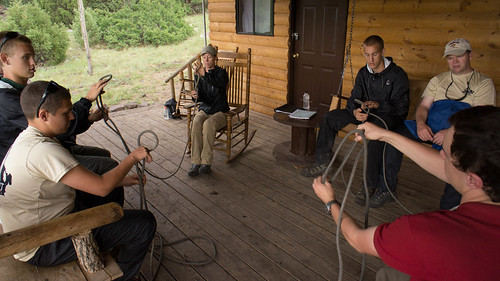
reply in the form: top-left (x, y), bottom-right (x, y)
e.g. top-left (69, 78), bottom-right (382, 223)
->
top-left (325, 199), bottom-right (341, 214)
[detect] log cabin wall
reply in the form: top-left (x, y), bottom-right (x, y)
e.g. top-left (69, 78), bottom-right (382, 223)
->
top-left (208, 0), bottom-right (500, 116)
top-left (340, 0), bottom-right (500, 107)
top-left (208, 0), bottom-right (291, 116)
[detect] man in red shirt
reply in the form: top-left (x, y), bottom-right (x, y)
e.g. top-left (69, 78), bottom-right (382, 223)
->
top-left (313, 106), bottom-right (500, 280)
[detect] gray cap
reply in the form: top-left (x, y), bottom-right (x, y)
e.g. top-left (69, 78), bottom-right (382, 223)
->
top-left (201, 44), bottom-right (217, 56)
top-left (443, 38), bottom-right (472, 58)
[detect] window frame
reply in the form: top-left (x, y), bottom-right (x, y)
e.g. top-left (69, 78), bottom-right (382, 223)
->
top-left (236, 0), bottom-right (274, 36)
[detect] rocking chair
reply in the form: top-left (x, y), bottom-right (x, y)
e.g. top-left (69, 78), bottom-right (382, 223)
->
top-left (185, 47), bottom-right (256, 163)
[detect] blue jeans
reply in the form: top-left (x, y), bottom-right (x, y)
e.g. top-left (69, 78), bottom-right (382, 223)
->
top-left (381, 124), bottom-right (461, 209)
top-left (28, 209), bottom-right (157, 281)
top-left (315, 109), bottom-right (403, 190)
top-left (71, 145), bottom-right (124, 209)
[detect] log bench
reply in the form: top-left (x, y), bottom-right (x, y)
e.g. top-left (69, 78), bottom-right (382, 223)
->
top-left (0, 202), bottom-right (124, 281)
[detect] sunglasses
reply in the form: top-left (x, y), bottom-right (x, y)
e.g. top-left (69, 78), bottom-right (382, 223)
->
top-left (36, 81), bottom-right (61, 118)
top-left (445, 71), bottom-right (475, 102)
top-left (0, 31), bottom-right (19, 52)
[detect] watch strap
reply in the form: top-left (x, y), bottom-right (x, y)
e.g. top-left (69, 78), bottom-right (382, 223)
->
top-left (325, 199), bottom-right (341, 214)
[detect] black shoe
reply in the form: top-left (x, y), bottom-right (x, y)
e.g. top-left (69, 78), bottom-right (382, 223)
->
top-left (354, 188), bottom-right (375, 206)
top-left (199, 164), bottom-right (211, 174)
top-left (301, 162), bottom-right (329, 177)
top-left (369, 190), bottom-right (397, 208)
top-left (188, 164), bottom-right (201, 177)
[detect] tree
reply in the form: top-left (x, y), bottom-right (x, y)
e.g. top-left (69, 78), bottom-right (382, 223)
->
top-left (0, 1), bottom-right (69, 65)
top-left (37, 0), bottom-right (77, 27)
top-left (95, 0), bottom-right (193, 49)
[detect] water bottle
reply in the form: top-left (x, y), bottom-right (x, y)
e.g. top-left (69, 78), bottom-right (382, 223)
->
top-left (303, 92), bottom-right (310, 110)
top-left (164, 106), bottom-right (170, 120)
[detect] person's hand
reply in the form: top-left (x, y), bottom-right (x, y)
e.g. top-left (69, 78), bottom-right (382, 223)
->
top-left (131, 146), bottom-right (153, 163)
top-left (120, 174), bottom-right (147, 186)
top-left (364, 101), bottom-right (379, 109)
top-left (88, 106), bottom-right (108, 123)
top-left (355, 122), bottom-right (387, 142)
top-left (85, 78), bottom-right (109, 102)
top-left (353, 108), bottom-right (368, 122)
top-left (416, 122), bottom-right (434, 142)
top-left (190, 90), bottom-right (198, 100)
top-left (312, 177), bottom-right (335, 204)
top-left (432, 129), bottom-right (447, 146)
top-left (193, 61), bottom-right (205, 76)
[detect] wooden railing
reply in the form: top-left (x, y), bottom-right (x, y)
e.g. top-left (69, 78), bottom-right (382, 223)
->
top-left (164, 53), bottom-right (201, 115)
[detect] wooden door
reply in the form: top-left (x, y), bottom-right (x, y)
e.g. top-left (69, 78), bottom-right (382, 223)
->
top-left (291, 0), bottom-right (348, 115)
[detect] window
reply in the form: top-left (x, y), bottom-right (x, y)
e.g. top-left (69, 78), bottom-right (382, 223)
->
top-left (236, 0), bottom-right (274, 36)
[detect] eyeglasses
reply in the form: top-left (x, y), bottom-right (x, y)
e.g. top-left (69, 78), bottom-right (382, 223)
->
top-left (0, 31), bottom-right (19, 52)
top-left (445, 70), bottom-right (475, 102)
top-left (36, 81), bottom-right (60, 118)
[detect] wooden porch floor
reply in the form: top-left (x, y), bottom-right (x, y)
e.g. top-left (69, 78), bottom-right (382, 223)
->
top-left (12, 104), bottom-right (445, 280)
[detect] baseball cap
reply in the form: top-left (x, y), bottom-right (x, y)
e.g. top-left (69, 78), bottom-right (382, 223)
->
top-left (443, 38), bottom-right (472, 58)
top-left (201, 44), bottom-right (217, 56)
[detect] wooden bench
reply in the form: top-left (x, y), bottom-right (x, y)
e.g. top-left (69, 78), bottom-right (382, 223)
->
top-left (0, 203), bottom-right (124, 281)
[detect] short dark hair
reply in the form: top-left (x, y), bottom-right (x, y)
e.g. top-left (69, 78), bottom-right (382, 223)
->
top-left (363, 35), bottom-right (384, 52)
top-left (0, 31), bottom-right (33, 57)
top-left (449, 106), bottom-right (500, 202)
top-left (21, 81), bottom-right (71, 120)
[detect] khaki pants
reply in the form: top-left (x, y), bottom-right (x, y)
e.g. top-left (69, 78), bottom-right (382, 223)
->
top-left (191, 111), bottom-right (226, 165)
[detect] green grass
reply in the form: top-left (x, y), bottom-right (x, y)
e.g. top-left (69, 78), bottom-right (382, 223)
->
top-left (34, 14), bottom-right (208, 106)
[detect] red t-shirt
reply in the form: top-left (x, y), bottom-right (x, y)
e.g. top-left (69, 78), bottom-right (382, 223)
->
top-left (374, 202), bottom-right (500, 280)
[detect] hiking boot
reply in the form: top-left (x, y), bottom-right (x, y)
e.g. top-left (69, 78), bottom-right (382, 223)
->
top-left (188, 164), bottom-right (201, 177)
top-left (301, 162), bottom-right (329, 177)
top-left (369, 190), bottom-right (397, 208)
top-left (199, 164), bottom-right (211, 174)
top-left (354, 188), bottom-right (376, 206)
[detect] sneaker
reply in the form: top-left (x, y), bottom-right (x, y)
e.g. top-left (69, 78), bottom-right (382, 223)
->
top-left (301, 162), bottom-right (329, 177)
top-left (199, 164), bottom-right (211, 174)
top-left (354, 188), bottom-right (375, 206)
top-left (188, 164), bottom-right (201, 177)
top-left (369, 190), bottom-right (397, 208)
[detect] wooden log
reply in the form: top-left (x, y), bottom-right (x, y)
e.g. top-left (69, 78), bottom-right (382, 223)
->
top-left (72, 230), bottom-right (104, 273)
top-left (252, 83), bottom-right (287, 100)
top-left (352, 12), bottom-right (500, 30)
top-left (252, 65), bottom-right (288, 81)
top-left (249, 103), bottom-right (276, 116)
top-left (274, 13), bottom-right (289, 25)
top-left (0, 203), bottom-right (123, 259)
top-left (353, 0), bottom-right (500, 13)
top-left (275, 1), bottom-right (291, 13)
top-left (252, 55), bottom-right (288, 71)
top-left (209, 41), bottom-right (289, 59)
top-left (251, 74), bottom-right (287, 92)
top-left (252, 94), bottom-right (286, 111)
top-left (350, 27), bottom-right (500, 47)
top-left (209, 2), bottom-right (235, 13)
top-left (209, 31), bottom-right (289, 49)
top-left (210, 22), bottom-right (289, 37)
top-left (209, 12), bottom-right (235, 23)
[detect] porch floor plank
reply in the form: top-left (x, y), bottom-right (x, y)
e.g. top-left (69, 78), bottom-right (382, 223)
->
top-left (0, 104), bottom-right (443, 281)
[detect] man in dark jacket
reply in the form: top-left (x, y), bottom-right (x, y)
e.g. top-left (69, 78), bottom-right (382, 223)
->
top-left (188, 44), bottom-right (229, 177)
top-left (302, 35), bottom-right (410, 206)
top-left (0, 31), bottom-right (122, 209)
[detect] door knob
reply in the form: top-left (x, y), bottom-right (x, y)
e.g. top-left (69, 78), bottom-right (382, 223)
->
top-left (293, 53), bottom-right (299, 58)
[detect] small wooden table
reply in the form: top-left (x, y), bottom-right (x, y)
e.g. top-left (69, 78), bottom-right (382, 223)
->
top-left (273, 111), bottom-right (321, 157)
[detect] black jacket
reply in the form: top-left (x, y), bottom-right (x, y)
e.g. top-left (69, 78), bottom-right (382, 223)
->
top-left (194, 66), bottom-right (229, 115)
top-left (0, 79), bottom-right (93, 162)
top-left (345, 58), bottom-right (410, 124)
